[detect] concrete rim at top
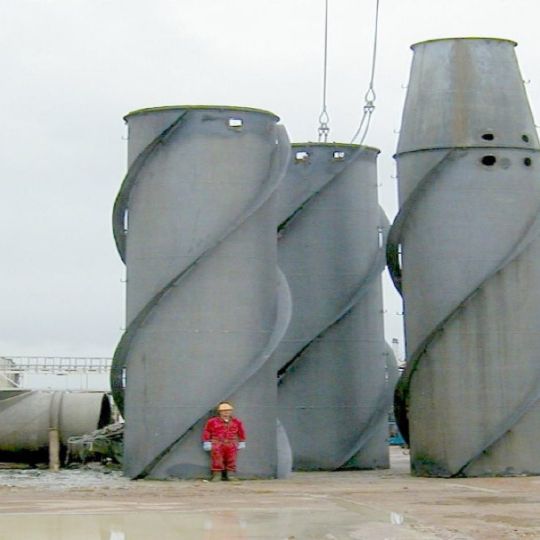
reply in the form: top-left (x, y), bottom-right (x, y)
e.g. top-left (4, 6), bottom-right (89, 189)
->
top-left (124, 105), bottom-right (280, 122)
top-left (292, 142), bottom-right (380, 154)
top-left (394, 145), bottom-right (540, 159)
top-left (411, 37), bottom-right (518, 50)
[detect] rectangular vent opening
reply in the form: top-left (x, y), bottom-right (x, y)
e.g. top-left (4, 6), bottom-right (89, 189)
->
top-left (228, 118), bottom-right (243, 129)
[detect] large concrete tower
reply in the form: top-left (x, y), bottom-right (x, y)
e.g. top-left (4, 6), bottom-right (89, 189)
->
top-left (112, 106), bottom-right (290, 479)
top-left (276, 143), bottom-right (396, 470)
top-left (389, 38), bottom-right (540, 476)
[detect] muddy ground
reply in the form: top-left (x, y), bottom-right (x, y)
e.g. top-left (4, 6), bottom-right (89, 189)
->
top-left (0, 448), bottom-right (539, 539)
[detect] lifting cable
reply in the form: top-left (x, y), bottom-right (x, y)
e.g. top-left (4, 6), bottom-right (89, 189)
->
top-left (351, 0), bottom-right (380, 144)
top-left (317, 0), bottom-right (330, 142)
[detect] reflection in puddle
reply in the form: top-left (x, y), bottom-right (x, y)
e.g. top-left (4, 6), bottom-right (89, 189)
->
top-left (0, 508), bottom-right (426, 540)
top-left (2, 512), bottom-right (262, 540)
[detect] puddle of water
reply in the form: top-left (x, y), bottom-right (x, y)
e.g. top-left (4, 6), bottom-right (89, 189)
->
top-left (0, 508), bottom-right (427, 540)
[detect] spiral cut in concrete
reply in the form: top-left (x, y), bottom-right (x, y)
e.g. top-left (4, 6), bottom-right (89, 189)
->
top-left (388, 38), bottom-right (540, 477)
top-left (0, 390), bottom-right (111, 461)
top-left (112, 106), bottom-right (290, 479)
top-left (275, 143), bottom-right (397, 471)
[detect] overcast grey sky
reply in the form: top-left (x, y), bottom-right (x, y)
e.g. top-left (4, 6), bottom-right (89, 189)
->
top-left (1, 0), bottom-right (539, 360)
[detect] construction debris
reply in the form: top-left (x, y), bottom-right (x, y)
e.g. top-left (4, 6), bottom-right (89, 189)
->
top-left (66, 422), bottom-right (123, 465)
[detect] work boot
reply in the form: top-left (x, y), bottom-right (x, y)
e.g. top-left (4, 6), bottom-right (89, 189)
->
top-left (210, 472), bottom-right (221, 482)
top-left (225, 471), bottom-right (240, 482)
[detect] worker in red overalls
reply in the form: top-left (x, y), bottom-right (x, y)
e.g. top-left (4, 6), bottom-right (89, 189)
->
top-left (202, 401), bottom-right (246, 481)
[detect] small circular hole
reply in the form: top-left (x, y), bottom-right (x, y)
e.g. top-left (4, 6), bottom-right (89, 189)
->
top-left (522, 134), bottom-right (530, 143)
top-left (481, 155), bottom-right (497, 166)
top-left (481, 133), bottom-right (494, 141)
top-left (524, 157), bottom-right (532, 167)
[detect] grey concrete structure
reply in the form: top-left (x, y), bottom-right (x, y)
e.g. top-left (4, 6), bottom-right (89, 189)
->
top-left (0, 358), bottom-right (19, 388)
top-left (0, 390), bottom-right (111, 458)
top-left (388, 38), bottom-right (540, 476)
top-left (112, 106), bottom-right (290, 479)
top-left (276, 143), bottom-right (397, 470)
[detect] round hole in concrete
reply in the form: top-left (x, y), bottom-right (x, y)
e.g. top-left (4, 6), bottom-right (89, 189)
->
top-left (524, 157), bottom-right (532, 167)
top-left (481, 155), bottom-right (496, 166)
top-left (522, 134), bottom-right (530, 143)
top-left (481, 133), bottom-right (494, 141)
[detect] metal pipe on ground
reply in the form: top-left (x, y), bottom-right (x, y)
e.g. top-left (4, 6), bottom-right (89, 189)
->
top-left (0, 390), bottom-right (112, 463)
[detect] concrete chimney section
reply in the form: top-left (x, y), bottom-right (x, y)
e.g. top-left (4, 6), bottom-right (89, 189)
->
top-left (112, 106), bottom-right (290, 479)
top-left (276, 143), bottom-right (397, 471)
top-left (389, 38), bottom-right (540, 476)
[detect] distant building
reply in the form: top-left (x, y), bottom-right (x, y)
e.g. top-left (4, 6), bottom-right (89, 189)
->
top-left (0, 357), bottom-right (20, 388)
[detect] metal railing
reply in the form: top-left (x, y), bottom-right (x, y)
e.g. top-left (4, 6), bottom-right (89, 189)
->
top-left (0, 356), bottom-right (112, 375)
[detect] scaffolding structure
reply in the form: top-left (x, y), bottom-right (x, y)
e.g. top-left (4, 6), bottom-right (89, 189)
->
top-left (0, 357), bottom-right (112, 389)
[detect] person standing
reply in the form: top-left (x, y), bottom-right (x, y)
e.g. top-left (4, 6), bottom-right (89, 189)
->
top-left (202, 401), bottom-right (246, 481)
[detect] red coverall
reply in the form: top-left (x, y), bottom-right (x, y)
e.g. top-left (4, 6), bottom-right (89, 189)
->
top-left (202, 416), bottom-right (246, 472)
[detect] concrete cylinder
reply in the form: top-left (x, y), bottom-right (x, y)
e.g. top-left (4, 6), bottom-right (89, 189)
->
top-left (275, 143), bottom-right (396, 470)
top-left (112, 106), bottom-right (290, 479)
top-left (0, 390), bottom-right (111, 460)
top-left (389, 38), bottom-right (540, 476)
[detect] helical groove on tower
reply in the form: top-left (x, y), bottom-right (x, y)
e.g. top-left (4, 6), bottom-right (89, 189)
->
top-left (389, 38), bottom-right (540, 477)
top-left (111, 111), bottom-right (189, 413)
top-left (276, 143), bottom-right (397, 470)
top-left (111, 106), bottom-right (290, 479)
top-left (388, 149), bottom-right (540, 475)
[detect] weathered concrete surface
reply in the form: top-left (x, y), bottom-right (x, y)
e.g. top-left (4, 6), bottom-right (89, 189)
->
top-left (1, 448), bottom-right (540, 539)
top-left (112, 106), bottom-right (290, 480)
top-left (389, 38), bottom-right (540, 477)
top-left (276, 143), bottom-right (396, 471)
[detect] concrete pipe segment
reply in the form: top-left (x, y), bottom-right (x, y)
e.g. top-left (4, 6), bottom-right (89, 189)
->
top-left (0, 390), bottom-right (111, 460)
top-left (112, 106), bottom-right (290, 479)
top-left (388, 38), bottom-right (540, 477)
top-left (275, 143), bottom-right (397, 471)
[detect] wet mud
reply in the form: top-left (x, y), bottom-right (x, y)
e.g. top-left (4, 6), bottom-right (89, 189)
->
top-left (0, 449), bottom-right (539, 539)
